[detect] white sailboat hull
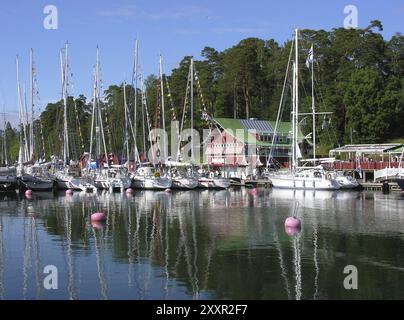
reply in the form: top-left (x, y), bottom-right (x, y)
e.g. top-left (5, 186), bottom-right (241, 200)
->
top-left (94, 177), bottom-right (132, 191)
top-left (56, 175), bottom-right (97, 192)
top-left (270, 174), bottom-right (340, 190)
top-left (171, 177), bottom-right (198, 189)
top-left (132, 177), bottom-right (172, 190)
top-left (198, 177), bottom-right (231, 189)
top-left (335, 176), bottom-right (360, 189)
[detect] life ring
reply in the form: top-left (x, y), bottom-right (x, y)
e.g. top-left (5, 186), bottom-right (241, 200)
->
top-left (326, 173), bottom-right (331, 180)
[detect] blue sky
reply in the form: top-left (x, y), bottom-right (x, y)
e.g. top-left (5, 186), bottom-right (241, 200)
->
top-left (0, 0), bottom-right (403, 125)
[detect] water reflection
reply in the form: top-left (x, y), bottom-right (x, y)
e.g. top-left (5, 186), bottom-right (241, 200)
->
top-left (0, 216), bottom-right (3, 300)
top-left (0, 189), bottom-right (404, 299)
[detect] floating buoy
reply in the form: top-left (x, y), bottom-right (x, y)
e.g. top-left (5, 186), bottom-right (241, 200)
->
top-left (25, 190), bottom-right (33, 197)
top-left (91, 221), bottom-right (105, 229)
top-left (65, 189), bottom-right (74, 195)
top-left (285, 226), bottom-right (301, 236)
top-left (125, 188), bottom-right (134, 194)
top-left (285, 216), bottom-right (301, 228)
top-left (91, 212), bottom-right (107, 222)
top-left (165, 188), bottom-right (172, 193)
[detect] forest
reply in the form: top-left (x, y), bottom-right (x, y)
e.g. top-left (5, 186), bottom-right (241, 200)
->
top-left (1, 20), bottom-right (403, 163)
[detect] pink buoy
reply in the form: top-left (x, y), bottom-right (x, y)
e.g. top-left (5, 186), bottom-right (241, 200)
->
top-left (91, 212), bottom-right (107, 222)
top-left (285, 226), bottom-right (301, 236)
top-left (250, 188), bottom-right (258, 196)
top-left (165, 188), bottom-right (172, 193)
top-left (25, 190), bottom-right (33, 197)
top-left (284, 216), bottom-right (301, 228)
top-left (125, 188), bottom-right (134, 194)
top-left (65, 189), bottom-right (74, 195)
top-left (91, 221), bottom-right (106, 229)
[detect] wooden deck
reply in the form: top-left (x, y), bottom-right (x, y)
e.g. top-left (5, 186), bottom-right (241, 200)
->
top-left (361, 182), bottom-right (401, 192)
top-left (230, 179), bottom-right (272, 188)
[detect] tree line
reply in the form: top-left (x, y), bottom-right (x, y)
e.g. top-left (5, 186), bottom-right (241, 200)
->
top-left (1, 20), bottom-right (403, 163)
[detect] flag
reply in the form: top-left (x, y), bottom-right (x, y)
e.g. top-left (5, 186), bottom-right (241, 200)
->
top-left (306, 45), bottom-right (314, 68)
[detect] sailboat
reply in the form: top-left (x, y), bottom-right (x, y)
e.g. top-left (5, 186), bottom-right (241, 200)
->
top-left (16, 51), bottom-right (54, 192)
top-left (168, 56), bottom-right (199, 189)
top-left (171, 169), bottom-right (199, 189)
top-left (268, 29), bottom-right (340, 191)
top-left (130, 44), bottom-right (172, 190)
top-left (53, 43), bottom-right (97, 192)
top-left (179, 59), bottom-right (231, 190)
top-left (86, 47), bottom-right (132, 192)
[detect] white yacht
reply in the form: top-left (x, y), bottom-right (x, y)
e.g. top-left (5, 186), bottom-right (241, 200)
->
top-left (198, 172), bottom-right (231, 189)
top-left (55, 172), bottom-right (97, 192)
top-left (170, 168), bottom-right (199, 190)
top-left (269, 169), bottom-right (340, 190)
top-left (132, 167), bottom-right (172, 190)
top-left (91, 167), bottom-right (132, 192)
top-left (333, 171), bottom-right (360, 189)
top-left (268, 29), bottom-right (340, 191)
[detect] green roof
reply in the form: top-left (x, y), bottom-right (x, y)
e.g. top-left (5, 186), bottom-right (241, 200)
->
top-left (389, 145), bottom-right (404, 154)
top-left (212, 118), bottom-right (304, 147)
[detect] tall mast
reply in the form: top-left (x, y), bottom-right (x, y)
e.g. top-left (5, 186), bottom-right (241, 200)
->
top-left (124, 81), bottom-right (130, 168)
top-left (159, 54), bottom-right (166, 164)
top-left (62, 42), bottom-right (69, 164)
top-left (16, 55), bottom-right (25, 164)
top-left (89, 66), bottom-right (96, 163)
top-left (95, 47), bottom-right (101, 159)
top-left (133, 40), bottom-right (138, 161)
top-left (30, 49), bottom-right (34, 160)
top-left (95, 47), bottom-right (109, 169)
top-left (291, 62), bottom-right (296, 172)
top-left (294, 28), bottom-right (299, 172)
top-left (190, 57), bottom-right (194, 164)
top-left (311, 45), bottom-right (316, 161)
top-left (141, 73), bottom-right (146, 159)
top-left (23, 84), bottom-right (29, 161)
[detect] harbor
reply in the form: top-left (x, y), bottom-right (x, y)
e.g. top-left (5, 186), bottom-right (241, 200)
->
top-left (1, 1), bottom-right (404, 303)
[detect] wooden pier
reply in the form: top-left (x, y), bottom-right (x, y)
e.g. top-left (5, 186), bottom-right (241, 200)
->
top-left (231, 178), bottom-right (401, 192)
top-left (361, 182), bottom-right (401, 192)
top-left (230, 179), bottom-right (272, 188)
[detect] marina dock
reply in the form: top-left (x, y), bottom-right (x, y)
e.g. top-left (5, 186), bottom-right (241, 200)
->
top-left (231, 178), bottom-right (402, 192)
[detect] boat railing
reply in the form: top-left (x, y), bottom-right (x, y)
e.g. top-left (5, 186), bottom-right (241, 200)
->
top-left (374, 167), bottom-right (404, 181)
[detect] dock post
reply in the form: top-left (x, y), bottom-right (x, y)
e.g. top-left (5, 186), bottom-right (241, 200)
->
top-left (382, 181), bottom-right (390, 194)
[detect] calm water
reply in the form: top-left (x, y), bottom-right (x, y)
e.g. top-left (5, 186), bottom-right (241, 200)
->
top-left (0, 188), bottom-right (404, 300)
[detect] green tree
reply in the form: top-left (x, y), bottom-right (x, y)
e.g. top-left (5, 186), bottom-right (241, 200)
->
top-left (344, 68), bottom-right (396, 143)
